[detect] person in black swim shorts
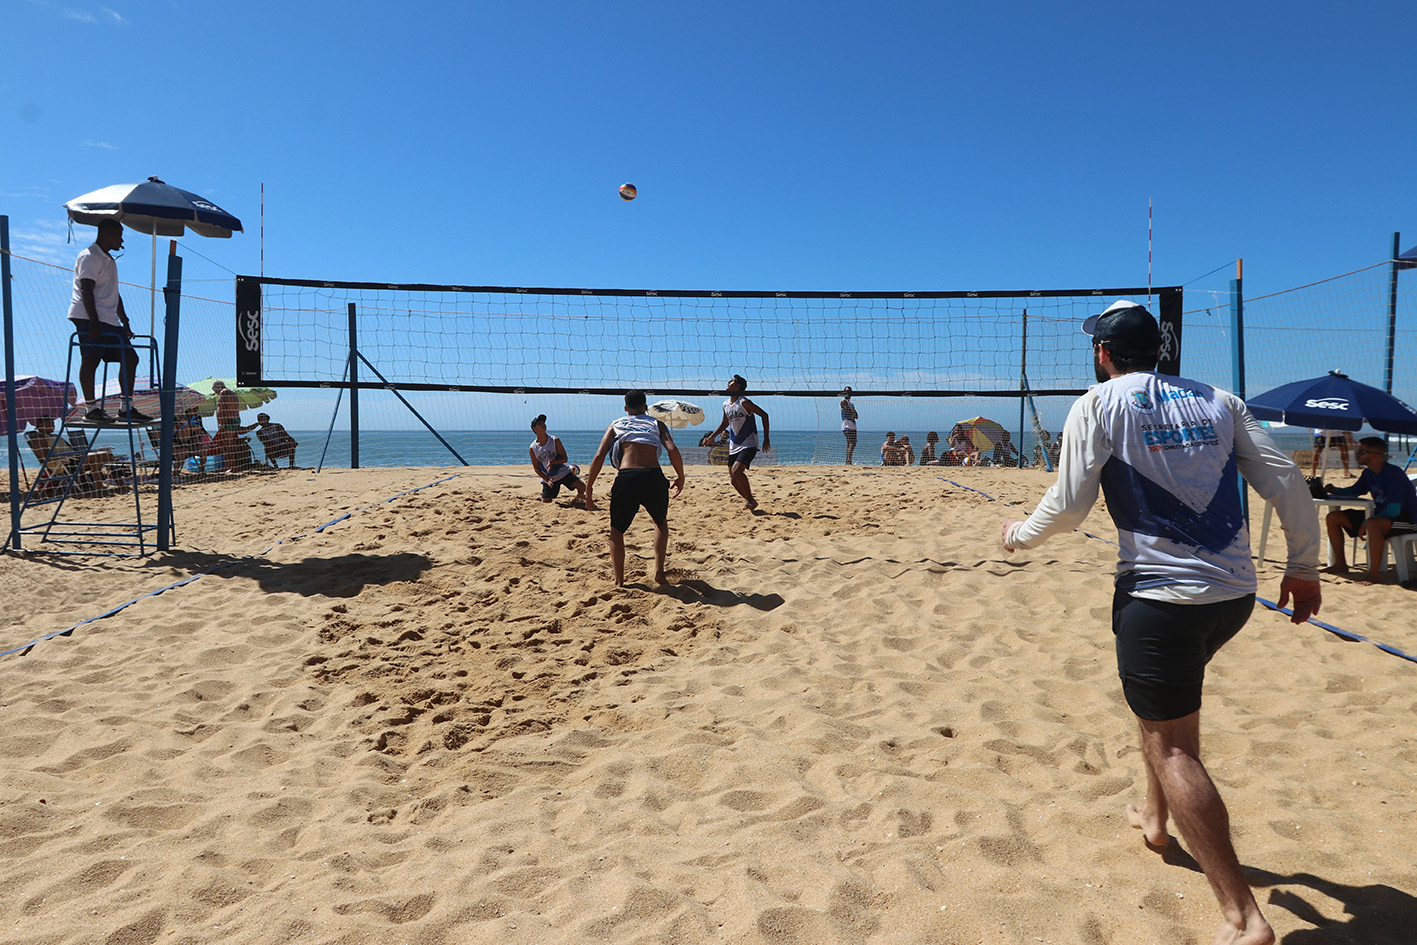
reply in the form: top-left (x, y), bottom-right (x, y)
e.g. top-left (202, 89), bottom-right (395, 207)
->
top-left (585, 390), bottom-right (686, 586)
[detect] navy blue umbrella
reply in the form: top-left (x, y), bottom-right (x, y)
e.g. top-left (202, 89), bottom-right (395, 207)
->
top-left (1399, 243), bottom-right (1417, 270)
top-left (64, 176), bottom-right (242, 238)
top-left (1246, 371), bottom-right (1417, 434)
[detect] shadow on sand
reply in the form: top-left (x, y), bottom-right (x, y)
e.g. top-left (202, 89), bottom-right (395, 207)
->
top-left (156, 549), bottom-right (433, 597)
top-left (649, 578), bottom-right (785, 611)
top-left (1155, 847), bottom-right (1415, 945)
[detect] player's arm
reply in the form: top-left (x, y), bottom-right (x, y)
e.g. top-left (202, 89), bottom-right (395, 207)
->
top-left (1228, 393), bottom-right (1321, 622)
top-left (583, 424), bottom-right (619, 509)
top-left (746, 398), bottom-right (770, 450)
top-left (659, 421), bottom-right (686, 497)
top-left (552, 436), bottom-right (568, 467)
top-left (1002, 394), bottom-right (1108, 552)
top-left (79, 278), bottom-right (102, 337)
top-left (529, 445), bottom-right (548, 482)
top-left (702, 413), bottom-right (729, 447)
top-left (116, 294), bottom-right (131, 334)
top-left (1229, 394), bottom-right (1321, 580)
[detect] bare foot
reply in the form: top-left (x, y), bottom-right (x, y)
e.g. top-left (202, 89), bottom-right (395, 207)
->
top-left (1126, 803), bottom-right (1171, 850)
top-left (1210, 914), bottom-right (1274, 945)
top-left (1319, 564), bottom-right (1349, 575)
top-left (745, 499), bottom-right (758, 511)
top-left (653, 571), bottom-right (670, 585)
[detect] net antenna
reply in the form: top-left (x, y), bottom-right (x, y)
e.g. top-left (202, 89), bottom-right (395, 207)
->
top-left (1148, 197), bottom-right (1153, 308)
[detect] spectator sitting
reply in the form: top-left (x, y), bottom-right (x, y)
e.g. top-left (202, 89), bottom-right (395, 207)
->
top-left (918, 431), bottom-right (939, 465)
top-left (993, 431), bottom-right (1019, 466)
top-left (945, 424), bottom-right (979, 465)
top-left (1321, 436), bottom-right (1417, 585)
top-left (896, 435), bottom-right (916, 465)
top-left (881, 432), bottom-right (906, 465)
top-left (241, 412), bottom-right (298, 468)
top-left (172, 407), bottom-right (209, 474)
top-left (26, 416), bottom-right (112, 492)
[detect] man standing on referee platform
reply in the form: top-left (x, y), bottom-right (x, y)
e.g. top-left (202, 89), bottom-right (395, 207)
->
top-left (701, 374), bottom-right (770, 511)
top-left (1001, 300), bottom-right (1321, 945)
top-left (68, 220), bottom-right (150, 424)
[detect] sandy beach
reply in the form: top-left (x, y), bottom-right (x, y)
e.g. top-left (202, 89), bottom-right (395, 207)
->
top-left (1, 463), bottom-right (1413, 944)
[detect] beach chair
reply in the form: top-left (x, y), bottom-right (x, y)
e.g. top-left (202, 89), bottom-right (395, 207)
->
top-left (25, 429), bottom-right (105, 498)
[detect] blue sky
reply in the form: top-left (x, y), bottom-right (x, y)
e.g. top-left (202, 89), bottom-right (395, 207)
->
top-left (4, 1), bottom-right (1415, 433)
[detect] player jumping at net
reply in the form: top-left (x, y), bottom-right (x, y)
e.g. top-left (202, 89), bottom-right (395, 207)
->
top-left (1001, 300), bottom-right (1321, 945)
top-left (701, 374), bottom-right (770, 511)
top-left (584, 390), bottom-right (686, 587)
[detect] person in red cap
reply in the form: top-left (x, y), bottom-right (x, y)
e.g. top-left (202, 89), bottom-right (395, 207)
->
top-left (1001, 299), bottom-right (1322, 945)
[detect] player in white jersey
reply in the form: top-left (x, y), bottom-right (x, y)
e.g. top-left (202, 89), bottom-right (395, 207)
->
top-left (701, 374), bottom-right (770, 510)
top-left (1001, 300), bottom-right (1321, 945)
top-left (585, 390), bottom-right (686, 586)
top-left (528, 414), bottom-right (586, 504)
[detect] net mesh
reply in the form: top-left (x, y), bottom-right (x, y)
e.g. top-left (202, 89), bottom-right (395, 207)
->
top-left (243, 279), bottom-right (1177, 397)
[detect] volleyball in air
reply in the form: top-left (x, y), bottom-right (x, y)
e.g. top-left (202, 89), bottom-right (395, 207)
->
top-left (619, 183), bottom-right (637, 201)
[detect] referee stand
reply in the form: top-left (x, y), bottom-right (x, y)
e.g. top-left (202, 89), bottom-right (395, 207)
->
top-left (4, 230), bottom-right (184, 557)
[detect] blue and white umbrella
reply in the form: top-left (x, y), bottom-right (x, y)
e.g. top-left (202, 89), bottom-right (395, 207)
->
top-left (64, 176), bottom-right (243, 238)
top-left (1246, 371), bottom-right (1417, 434)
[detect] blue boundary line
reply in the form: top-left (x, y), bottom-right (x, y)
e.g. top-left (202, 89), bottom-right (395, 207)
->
top-left (1257, 597), bottom-right (1417, 664)
top-left (1, 474), bottom-right (459, 660)
top-left (939, 476), bottom-right (1414, 665)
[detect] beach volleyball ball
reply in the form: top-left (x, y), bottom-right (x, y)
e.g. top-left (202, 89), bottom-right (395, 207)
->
top-left (619, 183), bottom-right (637, 201)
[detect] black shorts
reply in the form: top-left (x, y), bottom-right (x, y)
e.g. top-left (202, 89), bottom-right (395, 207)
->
top-left (609, 468), bottom-right (669, 533)
top-left (1111, 589), bottom-right (1255, 722)
top-left (542, 471), bottom-right (581, 500)
top-left (729, 447), bottom-right (757, 469)
top-left (1334, 509), bottom-right (1417, 536)
top-left (72, 320), bottom-right (132, 363)
top-left (843, 430), bottom-right (857, 445)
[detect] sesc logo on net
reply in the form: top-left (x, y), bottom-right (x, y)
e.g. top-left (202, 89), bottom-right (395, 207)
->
top-left (1304, 398), bottom-right (1350, 410)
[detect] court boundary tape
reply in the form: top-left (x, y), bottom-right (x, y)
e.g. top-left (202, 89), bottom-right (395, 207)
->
top-left (1, 474), bottom-right (460, 660)
top-left (939, 477), bottom-right (1415, 665)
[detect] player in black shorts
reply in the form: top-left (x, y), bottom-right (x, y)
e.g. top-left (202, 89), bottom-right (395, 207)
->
top-left (584, 390), bottom-right (686, 586)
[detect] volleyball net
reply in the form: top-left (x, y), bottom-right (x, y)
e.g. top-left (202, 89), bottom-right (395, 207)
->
top-left (237, 277), bottom-right (1182, 397)
top-left (231, 276), bottom-right (1184, 463)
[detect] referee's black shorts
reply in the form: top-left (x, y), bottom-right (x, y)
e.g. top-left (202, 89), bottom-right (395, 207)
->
top-left (1111, 589), bottom-right (1255, 721)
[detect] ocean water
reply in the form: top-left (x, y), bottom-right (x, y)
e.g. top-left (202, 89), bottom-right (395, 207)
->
top-left (284, 428), bottom-right (1339, 470)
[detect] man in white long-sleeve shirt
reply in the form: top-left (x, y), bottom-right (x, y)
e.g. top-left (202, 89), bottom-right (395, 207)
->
top-left (1002, 300), bottom-right (1321, 945)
